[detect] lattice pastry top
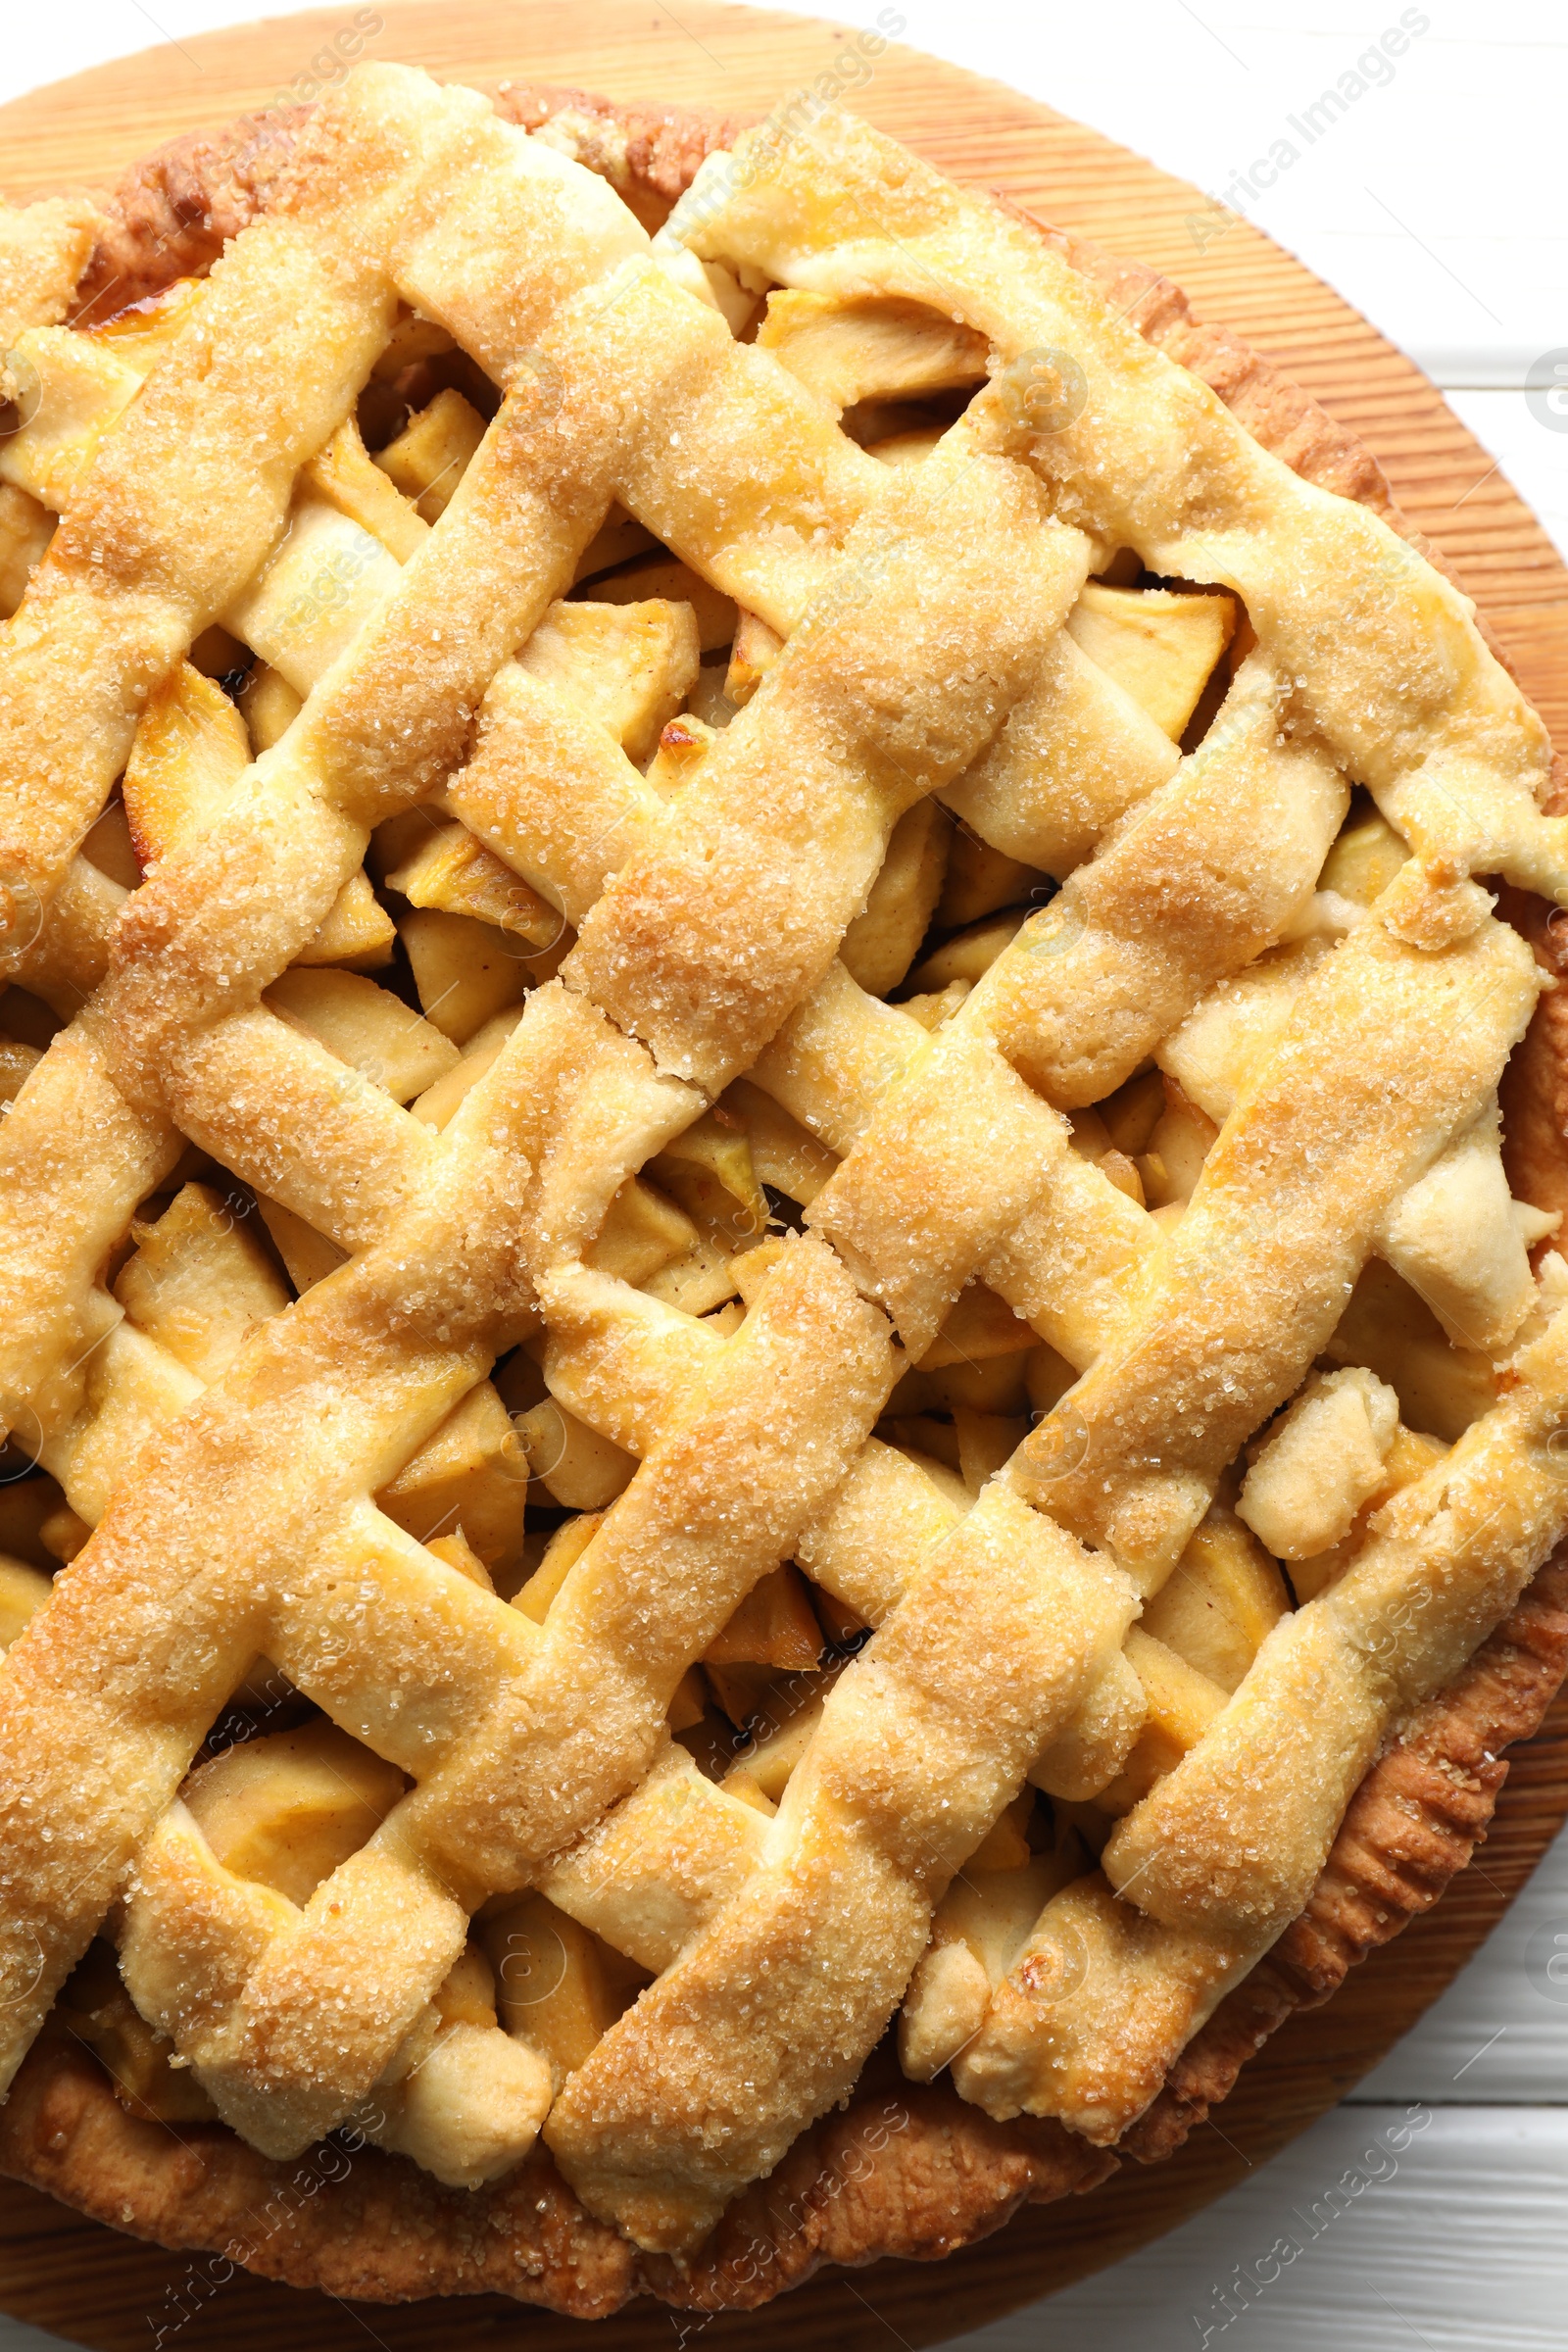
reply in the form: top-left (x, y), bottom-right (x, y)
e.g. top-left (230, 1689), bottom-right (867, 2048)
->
top-left (0, 63), bottom-right (1566, 2316)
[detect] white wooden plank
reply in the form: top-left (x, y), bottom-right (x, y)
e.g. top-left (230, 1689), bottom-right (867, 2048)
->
top-left (0, 2318), bottom-right (63, 2351)
top-left (1352, 1819), bottom-right (1568, 2104)
top-left (896, 1), bottom-right (1567, 380)
top-left (937, 2106), bottom-right (1568, 2352)
top-left (1441, 388), bottom-right (1568, 563)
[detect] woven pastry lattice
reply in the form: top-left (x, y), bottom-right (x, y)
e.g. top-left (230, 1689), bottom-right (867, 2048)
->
top-left (1, 64), bottom-right (1567, 2264)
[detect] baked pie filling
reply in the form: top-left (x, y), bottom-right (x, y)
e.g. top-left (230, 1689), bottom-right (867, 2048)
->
top-left (0, 62), bottom-right (1564, 2313)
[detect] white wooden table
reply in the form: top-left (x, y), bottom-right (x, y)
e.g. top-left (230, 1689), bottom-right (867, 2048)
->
top-left (1, 4), bottom-right (1564, 2345)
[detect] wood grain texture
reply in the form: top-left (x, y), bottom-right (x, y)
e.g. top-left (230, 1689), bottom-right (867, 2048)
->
top-left (972, 2107), bottom-right (1568, 2352)
top-left (1, 5), bottom-right (1565, 2347)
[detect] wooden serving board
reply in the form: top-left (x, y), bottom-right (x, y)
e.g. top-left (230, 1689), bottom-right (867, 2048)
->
top-left (2, 6), bottom-right (1565, 2348)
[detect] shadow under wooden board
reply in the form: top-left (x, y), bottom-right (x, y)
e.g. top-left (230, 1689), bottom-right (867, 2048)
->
top-left (1, 1), bottom-right (1565, 2346)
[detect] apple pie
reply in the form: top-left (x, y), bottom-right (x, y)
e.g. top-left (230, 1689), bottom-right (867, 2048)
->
top-left (0, 63), bottom-right (1564, 2319)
